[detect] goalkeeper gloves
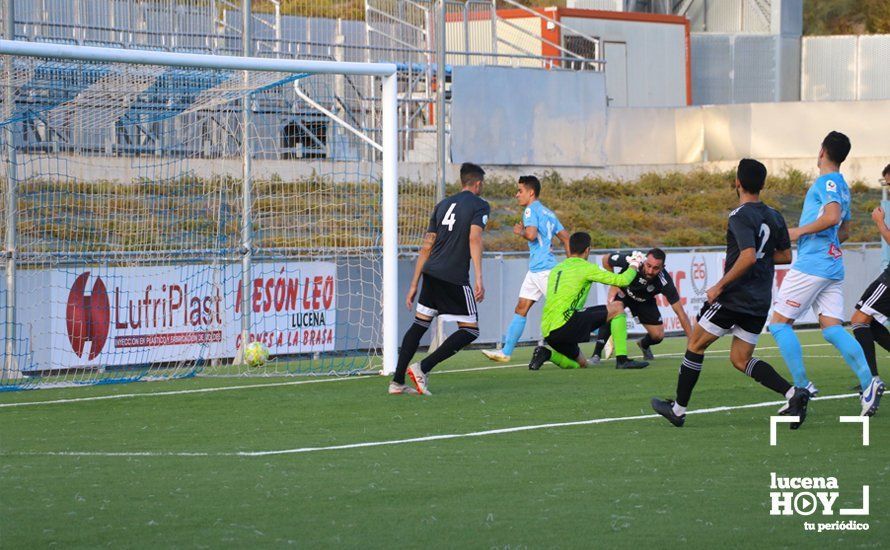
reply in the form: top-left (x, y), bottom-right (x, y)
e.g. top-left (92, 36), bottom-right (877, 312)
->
top-left (625, 250), bottom-right (646, 270)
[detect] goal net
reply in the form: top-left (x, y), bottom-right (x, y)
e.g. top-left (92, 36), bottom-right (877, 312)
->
top-left (0, 41), bottom-right (408, 389)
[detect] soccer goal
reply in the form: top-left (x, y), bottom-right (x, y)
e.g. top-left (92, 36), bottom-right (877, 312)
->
top-left (0, 39), bottom-right (403, 389)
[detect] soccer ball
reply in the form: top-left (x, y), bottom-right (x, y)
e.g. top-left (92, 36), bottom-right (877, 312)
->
top-left (243, 341), bottom-right (270, 368)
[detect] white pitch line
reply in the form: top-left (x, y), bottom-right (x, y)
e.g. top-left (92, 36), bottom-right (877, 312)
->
top-left (5, 392), bottom-right (861, 458)
top-left (0, 343), bottom-right (837, 409)
top-left (0, 362), bottom-right (529, 409)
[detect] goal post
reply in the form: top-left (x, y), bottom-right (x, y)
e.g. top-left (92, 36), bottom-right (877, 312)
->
top-left (0, 39), bottom-right (401, 387)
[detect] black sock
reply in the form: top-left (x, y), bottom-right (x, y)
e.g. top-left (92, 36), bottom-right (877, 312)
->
top-left (616, 354), bottom-right (628, 363)
top-left (593, 323), bottom-right (611, 356)
top-left (392, 318), bottom-right (430, 384)
top-left (420, 326), bottom-right (479, 374)
top-left (745, 358), bottom-right (792, 396)
top-left (640, 334), bottom-right (662, 349)
top-left (676, 350), bottom-right (703, 407)
top-left (854, 323), bottom-right (879, 377)
top-left (870, 319), bottom-right (890, 353)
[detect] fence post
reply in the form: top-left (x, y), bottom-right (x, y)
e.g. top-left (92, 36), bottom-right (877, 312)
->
top-left (497, 253), bottom-right (504, 349)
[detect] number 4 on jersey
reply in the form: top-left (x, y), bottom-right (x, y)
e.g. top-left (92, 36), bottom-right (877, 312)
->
top-left (442, 203), bottom-right (457, 231)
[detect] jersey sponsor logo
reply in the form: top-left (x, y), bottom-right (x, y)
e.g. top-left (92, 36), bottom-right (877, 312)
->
top-left (826, 180), bottom-right (838, 193)
top-left (828, 243), bottom-right (842, 259)
top-left (785, 299), bottom-right (801, 308)
top-left (647, 285), bottom-right (655, 292)
top-left (524, 208), bottom-right (531, 219)
top-left (482, 214), bottom-right (488, 226)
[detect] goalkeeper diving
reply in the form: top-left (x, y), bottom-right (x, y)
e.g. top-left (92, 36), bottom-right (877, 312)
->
top-left (527, 232), bottom-right (650, 370)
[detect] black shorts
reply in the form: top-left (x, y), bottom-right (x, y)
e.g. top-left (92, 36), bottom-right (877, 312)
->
top-left (696, 301), bottom-right (766, 345)
top-left (856, 271), bottom-right (890, 322)
top-left (545, 306), bottom-right (608, 360)
top-left (416, 274), bottom-right (478, 323)
top-left (616, 293), bottom-right (662, 325)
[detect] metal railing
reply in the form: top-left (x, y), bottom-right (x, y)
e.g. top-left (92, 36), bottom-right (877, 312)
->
top-left (5, 0), bottom-right (606, 164)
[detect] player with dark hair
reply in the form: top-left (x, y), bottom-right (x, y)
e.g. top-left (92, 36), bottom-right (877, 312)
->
top-left (389, 162), bottom-right (490, 395)
top-left (768, 131), bottom-right (884, 417)
top-left (481, 175), bottom-right (570, 363)
top-left (527, 232), bottom-right (649, 371)
top-left (652, 159), bottom-right (804, 427)
top-left (592, 247), bottom-right (692, 365)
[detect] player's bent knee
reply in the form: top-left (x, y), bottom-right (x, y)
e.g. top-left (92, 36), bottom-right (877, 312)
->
top-left (514, 300), bottom-right (534, 316)
top-left (606, 301), bottom-right (624, 318)
top-left (850, 309), bottom-right (871, 324)
top-left (729, 354), bottom-right (749, 372)
top-left (770, 311), bottom-right (793, 325)
top-left (457, 324), bottom-right (480, 342)
top-left (818, 315), bottom-right (842, 329)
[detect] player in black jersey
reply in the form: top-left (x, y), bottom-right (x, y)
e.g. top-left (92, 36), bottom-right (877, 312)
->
top-left (592, 248), bottom-right (692, 362)
top-left (849, 165), bottom-right (890, 387)
top-left (651, 159), bottom-right (808, 427)
top-left (849, 199), bottom-right (890, 411)
top-left (389, 163), bottom-right (491, 396)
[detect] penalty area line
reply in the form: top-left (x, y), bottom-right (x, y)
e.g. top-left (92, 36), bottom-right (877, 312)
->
top-left (6, 392), bottom-right (860, 458)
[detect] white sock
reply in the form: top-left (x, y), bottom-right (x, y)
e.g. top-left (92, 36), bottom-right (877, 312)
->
top-left (785, 387), bottom-right (795, 399)
top-left (672, 402), bottom-right (686, 416)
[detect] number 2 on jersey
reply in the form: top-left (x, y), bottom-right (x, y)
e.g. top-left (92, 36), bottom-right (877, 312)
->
top-left (442, 203), bottom-right (457, 232)
top-left (756, 223), bottom-right (771, 259)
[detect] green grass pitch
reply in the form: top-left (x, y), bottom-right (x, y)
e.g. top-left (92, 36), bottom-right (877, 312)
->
top-left (1, 330), bottom-right (886, 548)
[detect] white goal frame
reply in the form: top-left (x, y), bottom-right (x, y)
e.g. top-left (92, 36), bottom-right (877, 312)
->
top-left (0, 39), bottom-right (400, 377)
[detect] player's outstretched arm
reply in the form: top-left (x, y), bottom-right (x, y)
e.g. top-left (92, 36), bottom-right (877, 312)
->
top-left (788, 202), bottom-right (841, 241)
top-left (671, 301), bottom-right (693, 339)
top-left (585, 263), bottom-right (637, 288)
top-left (556, 229), bottom-right (570, 256)
top-left (469, 225), bottom-right (485, 302)
top-left (601, 253), bottom-right (624, 300)
top-left (406, 232), bottom-right (436, 310)
top-left (706, 247), bottom-right (756, 303)
top-left (773, 248), bottom-right (792, 265)
top-left (773, 214), bottom-right (792, 265)
top-left (513, 223), bottom-right (538, 242)
top-left (838, 220), bottom-right (851, 243)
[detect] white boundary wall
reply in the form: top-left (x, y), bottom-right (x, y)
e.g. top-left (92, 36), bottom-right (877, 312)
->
top-left (802, 35), bottom-right (890, 102)
top-left (451, 78), bottom-right (890, 181)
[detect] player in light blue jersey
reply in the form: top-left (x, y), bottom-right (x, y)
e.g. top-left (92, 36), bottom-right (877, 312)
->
top-left (768, 131), bottom-right (884, 421)
top-left (482, 176), bottom-right (570, 362)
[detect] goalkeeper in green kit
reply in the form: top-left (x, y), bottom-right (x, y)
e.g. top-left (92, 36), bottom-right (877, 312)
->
top-left (528, 232), bottom-right (650, 370)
